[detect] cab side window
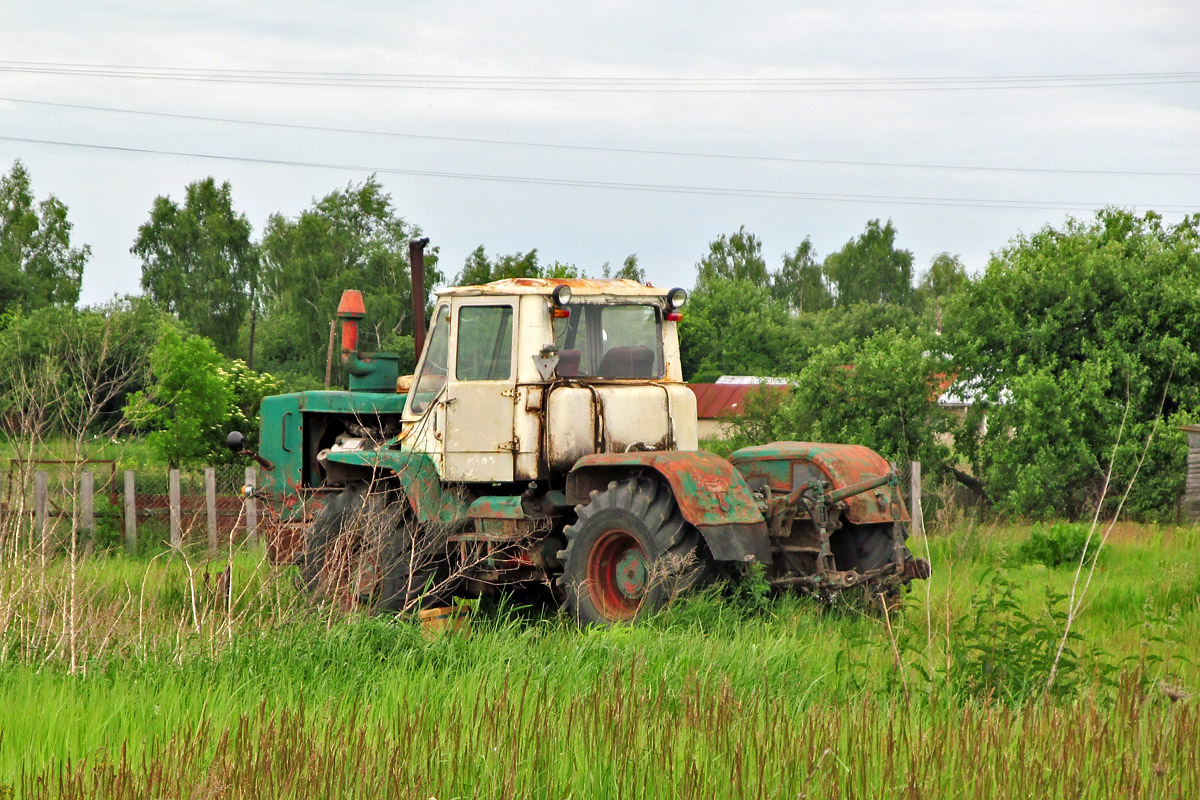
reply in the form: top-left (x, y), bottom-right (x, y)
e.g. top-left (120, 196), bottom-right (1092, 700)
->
top-left (456, 305), bottom-right (514, 381)
top-left (409, 304), bottom-right (450, 413)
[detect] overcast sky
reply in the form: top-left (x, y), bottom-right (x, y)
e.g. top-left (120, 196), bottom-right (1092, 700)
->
top-left (1, 1), bottom-right (1197, 306)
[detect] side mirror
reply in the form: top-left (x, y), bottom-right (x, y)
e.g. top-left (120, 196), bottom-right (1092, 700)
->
top-left (226, 431), bottom-right (246, 453)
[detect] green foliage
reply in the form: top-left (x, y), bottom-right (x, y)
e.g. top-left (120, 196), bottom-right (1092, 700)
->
top-left (457, 245), bottom-right (540, 284)
top-left (602, 254), bottom-right (645, 282)
top-left (0, 299), bottom-right (167, 437)
top-left (123, 326), bottom-right (233, 466)
top-left (0, 160), bottom-right (88, 312)
top-left (696, 225), bottom-right (769, 288)
top-left (917, 252), bottom-right (970, 303)
top-left (89, 492), bottom-right (125, 551)
top-left (678, 277), bottom-right (803, 380)
top-left (947, 209), bottom-right (1200, 518)
top-left (132, 177), bottom-right (257, 357)
top-left (947, 572), bottom-right (1089, 701)
top-left (727, 329), bottom-right (953, 475)
top-left (257, 177), bottom-right (440, 377)
top-left (772, 237), bottom-right (832, 313)
top-left (216, 359), bottom-right (284, 457)
top-left (1013, 522), bottom-right (1106, 569)
top-left (822, 218), bottom-right (915, 307)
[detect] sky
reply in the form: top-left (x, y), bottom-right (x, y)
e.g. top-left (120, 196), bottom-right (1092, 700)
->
top-left (1, 1), bottom-right (1197, 306)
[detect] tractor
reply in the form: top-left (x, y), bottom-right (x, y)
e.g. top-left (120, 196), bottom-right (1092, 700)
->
top-left (231, 257), bottom-right (929, 625)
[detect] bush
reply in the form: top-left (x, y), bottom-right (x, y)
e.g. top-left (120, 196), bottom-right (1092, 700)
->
top-left (1012, 522), bottom-right (1105, 569)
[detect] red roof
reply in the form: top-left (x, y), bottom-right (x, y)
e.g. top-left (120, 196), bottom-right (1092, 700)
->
top-left (688, 383), bottom-right (788, 419)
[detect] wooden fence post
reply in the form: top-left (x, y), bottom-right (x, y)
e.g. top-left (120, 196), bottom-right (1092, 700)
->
top-left (911, 461), bottom-right (924, 537)
top-left (34, 470), bottom-right (48, 556)
top-left (205, 467), bottom-right (218, 556)
top-left (169, 469), bottom-right (181, 548)
top-left (80, 470), bottom-right (95, 543)
top-left (124, 470), bottom-right (137, 555)
top-left (245, 467), bottom-right (258, 548)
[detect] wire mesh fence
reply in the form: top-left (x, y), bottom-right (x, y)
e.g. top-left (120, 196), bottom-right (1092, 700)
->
top-left (0, 460), bottom-right (262, 556)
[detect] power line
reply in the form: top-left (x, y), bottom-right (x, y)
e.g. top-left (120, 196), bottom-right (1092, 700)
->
top-left (2, 95), bottom-right (1194, 179)
top-left (1, 60), bottom-right (1197, 92)
top-left (0, 133), bottom-right (1192, 213)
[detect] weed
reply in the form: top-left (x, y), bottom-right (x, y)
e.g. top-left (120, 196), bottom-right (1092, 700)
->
top-left (1013, 522), bottom-right (1106, 569)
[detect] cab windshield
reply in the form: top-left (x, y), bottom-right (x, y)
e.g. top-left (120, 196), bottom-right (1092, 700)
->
top-left (552, 303), bottom-right (664, 379)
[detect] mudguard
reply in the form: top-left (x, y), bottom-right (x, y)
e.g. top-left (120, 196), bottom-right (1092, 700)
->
top-left (728, 442), bottom-right (909, 524)
top-left (566, 451), bottom-right (771, 565)
top-left (323, 449), bottom-right (469, 528)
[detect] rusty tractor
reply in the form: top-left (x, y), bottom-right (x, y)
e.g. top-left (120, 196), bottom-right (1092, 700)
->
top-left (231, 247), bottom-right (929, 625)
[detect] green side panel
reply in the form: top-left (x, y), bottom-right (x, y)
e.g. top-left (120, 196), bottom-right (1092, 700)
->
top-left (258, 389), bottom-right (409, 505)
top-left (259, 394), bottom-right (305, 499)
top-left (467, 495), bottom-right (525, 520)
top-left (324, 448), bottom-right (468, 528)
top-left (293, 390), bottom-right (408, 415)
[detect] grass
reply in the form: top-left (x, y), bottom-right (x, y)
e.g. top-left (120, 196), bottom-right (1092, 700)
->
top-left (0, 522), bottom-right (1196, 797)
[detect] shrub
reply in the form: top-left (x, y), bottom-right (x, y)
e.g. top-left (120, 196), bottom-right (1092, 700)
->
top-left (1012, 522), bottom-right (1105, 569)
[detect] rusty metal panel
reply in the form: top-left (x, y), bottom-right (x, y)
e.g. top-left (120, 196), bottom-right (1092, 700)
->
top-left (567, 450), bottom-right (764, 527)
top-left (728, 442), bottom-right (909, 524)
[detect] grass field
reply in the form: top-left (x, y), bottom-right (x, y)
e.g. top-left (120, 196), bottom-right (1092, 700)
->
top-left (0, 521), bottom-right (1196, 798)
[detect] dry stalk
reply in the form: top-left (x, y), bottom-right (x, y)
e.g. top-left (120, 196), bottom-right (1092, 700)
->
top-left (1045, 369), bottom-right (1172, 698)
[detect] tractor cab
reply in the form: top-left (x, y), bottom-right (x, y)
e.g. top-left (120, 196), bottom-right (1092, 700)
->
top-left (393, 278), bottom-right (697, 484)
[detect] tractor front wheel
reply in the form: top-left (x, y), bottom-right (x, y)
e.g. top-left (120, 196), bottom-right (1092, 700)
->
top-left (558, 477), bottom-right (709, 626)
top-left (301, 481), bottom-right (421, 611)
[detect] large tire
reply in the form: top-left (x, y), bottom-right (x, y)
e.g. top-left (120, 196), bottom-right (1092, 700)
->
top-left (377, 515), bottom-right (445, 612)
top-left (302, 481), bottom-right (425, 611)
top-left (558, 477), bottom-right (710, 626)
top-left (301, 483), bottom-right (366, 596)
top-left (832, 522), bottom-right (898, 574)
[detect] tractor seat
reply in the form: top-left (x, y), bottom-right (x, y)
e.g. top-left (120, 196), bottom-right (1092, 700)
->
top-left (596, 345), bottom-right (656, 379)
top-left (557, 349), bottom-right (582, 377)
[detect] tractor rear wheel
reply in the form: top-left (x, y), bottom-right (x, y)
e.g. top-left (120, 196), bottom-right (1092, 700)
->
top-left (558, 477), bottom-right (710, 626)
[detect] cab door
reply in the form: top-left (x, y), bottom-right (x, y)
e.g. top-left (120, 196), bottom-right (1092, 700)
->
top-left (441, 299), bottom-right (517, 483)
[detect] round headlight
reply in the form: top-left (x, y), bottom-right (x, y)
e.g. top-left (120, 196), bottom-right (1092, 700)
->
top-left (667, 287), bottom-right (687, 309)
top-left (552, 285), bottom-right (573, 305)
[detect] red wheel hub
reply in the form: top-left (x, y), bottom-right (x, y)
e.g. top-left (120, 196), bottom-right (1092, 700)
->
top-left (586, 529), bottom-right (649, 621)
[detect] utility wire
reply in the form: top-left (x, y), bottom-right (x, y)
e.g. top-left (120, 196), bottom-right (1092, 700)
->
top-left (0, 133), bottom-right (1192, 213)
top-left (2, 96), bottom-right (1194, 179)
top-left (1, 60), bottom-right (1197, 92)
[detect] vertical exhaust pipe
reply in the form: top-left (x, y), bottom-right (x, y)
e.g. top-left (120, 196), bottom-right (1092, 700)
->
top-left (409, 237), bottom-right (430, 363)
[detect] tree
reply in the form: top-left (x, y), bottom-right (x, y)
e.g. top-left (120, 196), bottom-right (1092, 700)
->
top-left (0, 299), bottom-right (168, 441)
top-left (679, 277), bottom-right (804, 381)
top-left (0, 160), bottom-right (88, 312)
top-left (123, 325), bottom-right (233, 467)
top-left (257, 177), bottom-right (440, 376)
top-left (947, 209), bottom-right (1200, 519)
top-left (132, 177), bottom-right (257, 357)
top-left (822, 219), bottom-right (914, 307)
top-left (725, 330), bottom-right (953, 476)
top-left (603, 254), bottom-right (645, 283)
top-left (917, 252), bottom-right (970, 330)
top-left (456, 246), bottom-right (540, 285)
top-left (772, 238), bottom-right (832, 313)
top-left (696, 226), bottom-right (769, 289)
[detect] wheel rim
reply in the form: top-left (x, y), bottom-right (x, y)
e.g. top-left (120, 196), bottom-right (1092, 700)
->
top-left (587, 529), bottom-right (649, 620)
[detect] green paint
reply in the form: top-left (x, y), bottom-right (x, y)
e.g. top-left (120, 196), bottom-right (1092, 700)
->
top-left (467, 495), bottom-right (525, 520)
top-left (258, 390), bottom-right (410, 513)
top-left (324, 448), bottom-right (469, 527)
top-left (346, 352), bottom-right (402, 393)
top-left (569, 451), bottom-right (764, 526)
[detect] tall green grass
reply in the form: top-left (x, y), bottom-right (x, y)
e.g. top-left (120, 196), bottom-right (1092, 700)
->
top-left (0, 523), bottom-right (1196, 797)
